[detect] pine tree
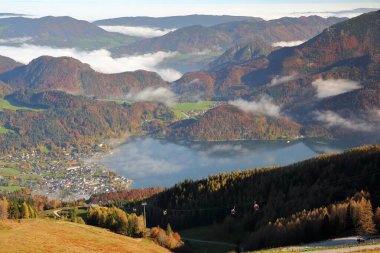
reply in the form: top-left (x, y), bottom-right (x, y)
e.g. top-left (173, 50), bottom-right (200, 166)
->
top-left (28, 204), bottom-right (35, 218)
top-left (375, 207), bottom-right (380, 231)
top-left (0, 197), bottom-right (9, 220)
top-left (22, 202), bottom-right (30, 219)
top-left (345, 204), bottom-right (354, 231)
top-left (166, 223), bottom-right (173, 236)
top-left (356, 199), bottom-right (377, 235)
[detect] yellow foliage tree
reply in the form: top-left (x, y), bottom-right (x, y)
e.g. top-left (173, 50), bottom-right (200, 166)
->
top-left (0, 198), bottom-right (9, 220)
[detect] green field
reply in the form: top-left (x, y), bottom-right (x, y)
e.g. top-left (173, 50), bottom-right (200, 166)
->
top-left (0, 126), bottom-right (13, 134)
top-left (174, 101), bottom-right (215, 112)
top-left (173, 101), bottom-right (215, 119)
top-left (0, 185), bottom-right (24, 192)
top-left (0, 98), bottom-right (43, 112)
top-left (0, 167), bottom-right (21, 176)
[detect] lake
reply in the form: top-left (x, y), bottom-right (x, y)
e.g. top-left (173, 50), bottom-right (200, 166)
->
top-left (99, 137), bottom-right (358, 188)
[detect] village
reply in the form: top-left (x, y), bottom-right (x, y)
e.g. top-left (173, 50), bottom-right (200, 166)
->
top-left (0, 147), bottom-right (132, 200)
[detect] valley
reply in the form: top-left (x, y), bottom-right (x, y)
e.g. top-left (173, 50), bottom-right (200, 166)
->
top-left (0, 3), bottom-right (379, 253)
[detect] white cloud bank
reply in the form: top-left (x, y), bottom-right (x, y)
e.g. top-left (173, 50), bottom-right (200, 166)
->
top-left (312, 78), bottom-right (362, 99)
top-left (269, 74), bottom-right (297, 86)
top-left (0, 37), bottom-right (32, 44)
top-left (314, 110), bottom-right (377, 132)
top-left (272, 41), bottom-right (305, 47)
top-left (99, 26), bottom-right (176, 38)
top-left (229, 96), bottom-right (281, 118)
top-left (125, 87), bottom-right (178, 106)
top-left (0, 44), bottom-right (182, 82)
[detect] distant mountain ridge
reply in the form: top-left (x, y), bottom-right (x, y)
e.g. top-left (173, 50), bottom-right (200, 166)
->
top-left (114, 16), bottom-right (346, 54)
top-left (0, 16), bottom-right (137, 49)
top-left (0, 56), bottom-right (168, 97)
top-left (94, 14), bottom-right (263, 29)
top-left (174, 11), bottom-right (380, 101)
top-left (169, 11), bottom-right (380, 140)
top-left (0, 55), bottom-right (23, 74)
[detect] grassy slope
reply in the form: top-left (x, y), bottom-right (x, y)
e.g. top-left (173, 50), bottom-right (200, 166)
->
top-left (0, 167), bottom-right (21, 176)
top-left (0, 97), bottom-right (42, 134)
top-left (0, 126), bottom-right (13, 134)
top-left (0, 98), bottom-right (43, 111)
top-left (172, 101), bottom-right (215, 119)
top-left (0, 219), bottom-right (169, 253)
top-left (0, 186), bottom-right (24, 192)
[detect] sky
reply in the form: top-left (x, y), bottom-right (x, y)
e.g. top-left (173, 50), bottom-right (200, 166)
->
top-left (1, 0), bottom-right (379, 20)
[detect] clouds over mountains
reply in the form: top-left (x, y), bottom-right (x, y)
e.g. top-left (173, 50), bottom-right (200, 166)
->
top-left (314, 110), bottom-right (380, 132)
top-left (229, 96), bottom-right (281, 118)
top-left (125, 87), bottom-right (178, 106)
top-left (0, 44), bottom-right (182, 81)
top-left (312, 78), bottom-right (362, 98)
top-left (99, 26), bottom-right (176, 38)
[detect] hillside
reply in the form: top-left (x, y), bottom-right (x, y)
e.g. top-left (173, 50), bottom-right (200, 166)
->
top-left (0, 16), bottom-right (137, 49)
top-left (0, 55), bottom-right (23, 74)
top-left (0, 81), bottom-right (13, 98)
top-left (114, 16), bottom-right (345, 54)
top-left (163, 104), bottom-right (301, 141)
top-left (206, 40), bottom-right (274, 71)
top-left (0, 219), bottom-right (169, 253)
top-left (0, 56), bottom-right (168, 97)
top-left (94, 14), bottom-right (262, 29)
top-left (174, 11), bottom-right (380, 100)
top-left (142, 145), bottom-right (380, 250)
top-left (171, 11), bottom-right (380, 140)
top-left (0, 90), bottom-right (174, 152)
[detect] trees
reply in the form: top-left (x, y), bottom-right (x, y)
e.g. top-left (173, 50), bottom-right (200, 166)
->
top-left (356, 198), bottom-right (377, 236)
top-left (87, 206), bottom-right (144, 237)
top-left (0, 197), bottom-right (9, 220)
top-left (166, 223), bottom-right (173, 236)
top-left (0, 90), bottom-right (174, 153)
top-left (151, 145), bottom-right (380, 233)
top-left (149, 226), bottom-right (182, 250)
top-left (375, 207), bottom-right (380, 231)
top-left (245, 194), bottom-right (379, 249)
top-left (21, 202), bottom-right (30, 219)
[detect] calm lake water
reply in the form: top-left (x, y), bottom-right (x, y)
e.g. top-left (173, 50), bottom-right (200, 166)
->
top-left (99, 137), bottom-right (358, 188)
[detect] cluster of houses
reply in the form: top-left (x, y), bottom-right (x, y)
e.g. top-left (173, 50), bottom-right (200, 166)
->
top-left (0, 149), bottom-right (132, 201)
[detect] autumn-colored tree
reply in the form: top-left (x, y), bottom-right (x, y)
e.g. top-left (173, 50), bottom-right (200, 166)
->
top-left (149, 226), bottom-right (182, 250)
top-left (157, 229), bottom-right (167, 246)
top-left (128, 213), bottom-right (144, 237)
top-left (21, 202), bottom-right (30, 219)
top-left (355, 199), bottom-right (377, 235)
top-left (375, 207), bottom-right (380, 231)
top-left (0, 198), bottom-right (9, 220)
top-left (87, 206), bottom-right (144, 237)
top-left (166, 223), bottom-right (173, 236)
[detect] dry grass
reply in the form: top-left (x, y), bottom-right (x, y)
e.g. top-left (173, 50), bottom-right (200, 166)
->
top-left (0, 219), bottom-right (170, 253)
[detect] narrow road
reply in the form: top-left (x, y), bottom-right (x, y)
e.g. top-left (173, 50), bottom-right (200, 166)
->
top-left (309, 244), bottom-right (380, 253)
